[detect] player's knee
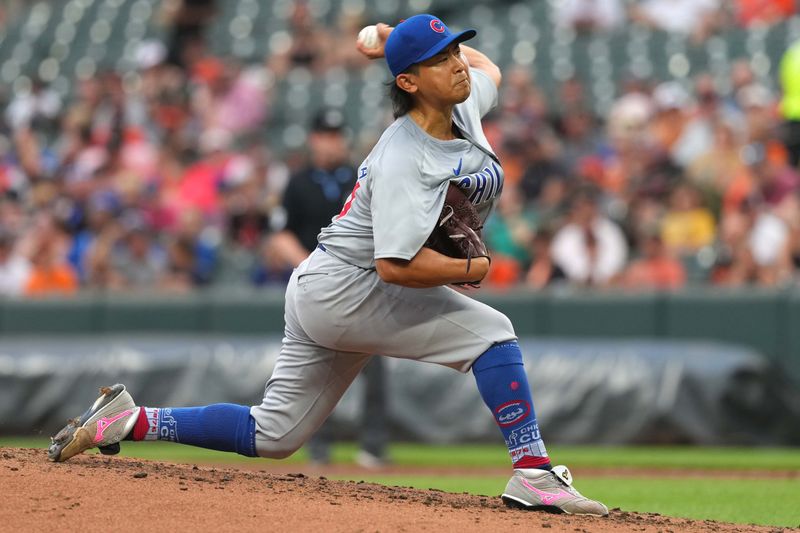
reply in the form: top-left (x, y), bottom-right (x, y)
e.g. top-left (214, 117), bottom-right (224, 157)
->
top-left (257, 446), bottom-right (298, 460)
top-left (255, 440), bottom-right (302, 459)
top-left (254, 434), bottom-right (304, 459)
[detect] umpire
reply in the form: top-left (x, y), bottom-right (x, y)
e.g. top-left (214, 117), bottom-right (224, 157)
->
top-left (273, 109), bottom-right (358, 263)
top-left (272, 109), bottom-right (389, 468)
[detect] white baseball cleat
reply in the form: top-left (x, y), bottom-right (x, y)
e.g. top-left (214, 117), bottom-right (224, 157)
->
top-left (501, 465), bottom-right (609, 517)
top-left (48, 384), bottom-right (140, 462)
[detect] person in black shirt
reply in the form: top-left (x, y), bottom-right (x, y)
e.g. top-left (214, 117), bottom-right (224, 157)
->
top-left (272, 109), bottom-right (357, 265)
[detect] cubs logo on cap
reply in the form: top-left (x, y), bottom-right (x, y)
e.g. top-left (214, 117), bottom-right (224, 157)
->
top-left (430, 19), bottom-right (445, 33)
top-left (385, 14), bottom-right (477, 77)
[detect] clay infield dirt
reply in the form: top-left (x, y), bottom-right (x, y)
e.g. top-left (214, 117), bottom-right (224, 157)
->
top-left (0, 448), bottom-right (791, 532)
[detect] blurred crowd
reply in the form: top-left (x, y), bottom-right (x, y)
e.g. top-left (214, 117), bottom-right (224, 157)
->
top-left (2, 0), bottom-right (800, 298)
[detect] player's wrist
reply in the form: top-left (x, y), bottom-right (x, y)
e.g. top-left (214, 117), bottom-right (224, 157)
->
top-left (464, 256), bottom-right (490, 282)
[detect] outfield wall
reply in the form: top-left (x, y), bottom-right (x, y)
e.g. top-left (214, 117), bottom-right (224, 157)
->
top-left (1, 288), bottom-right (798, 382)
top-left (2, 335), bottom-right (798, 444)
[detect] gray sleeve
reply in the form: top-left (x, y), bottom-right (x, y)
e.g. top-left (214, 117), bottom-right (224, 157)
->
top-left (371, 149), bottom-right (447, 261)
top-left (466, 68), bottom-right (499, 118)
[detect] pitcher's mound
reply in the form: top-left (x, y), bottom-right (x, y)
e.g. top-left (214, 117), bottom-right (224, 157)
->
top-left (0, 448), bottom-right (773, 532)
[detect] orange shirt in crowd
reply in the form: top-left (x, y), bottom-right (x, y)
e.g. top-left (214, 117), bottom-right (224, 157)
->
top-left (484, 256), bottom-right (523, 290)
top-left (24, 265), bottom-right (79, 296)
top-left (624, 257), bottom-right (686, 290)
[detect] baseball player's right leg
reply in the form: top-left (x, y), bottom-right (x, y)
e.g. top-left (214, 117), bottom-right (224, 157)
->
top-left (48, 259), bottom-right (365, 462)
top-left (250, 340), bottom-right (371, 459)
top-left (251, 258), bottom-right (372, 459)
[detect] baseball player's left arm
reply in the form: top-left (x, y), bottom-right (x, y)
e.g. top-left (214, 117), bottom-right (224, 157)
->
top-left (375, 249), bottom-right (489, 288)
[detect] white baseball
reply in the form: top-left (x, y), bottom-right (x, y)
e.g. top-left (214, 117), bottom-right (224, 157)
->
top-left (358, 25), bottom-right (380, 49)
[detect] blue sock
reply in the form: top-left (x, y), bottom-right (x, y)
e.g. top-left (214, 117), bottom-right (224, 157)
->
top-left (141, 404), bottom-right (258, 457)
top-left (472, 341), bottom-right (551, 470)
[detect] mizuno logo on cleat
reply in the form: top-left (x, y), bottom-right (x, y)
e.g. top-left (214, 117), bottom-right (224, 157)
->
top-left (520, 478), bottom-right (572, 505)
top-left (94, 410), bottom-right (132, 443)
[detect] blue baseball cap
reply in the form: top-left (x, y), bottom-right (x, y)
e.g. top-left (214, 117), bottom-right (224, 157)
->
top-left (385, 14), bottom-right (477, 77)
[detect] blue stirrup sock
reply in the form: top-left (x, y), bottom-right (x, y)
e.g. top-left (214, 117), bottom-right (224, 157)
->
top-left (128, 404), bottom-right (258, 457)
top-left (472, 341), bottom-right (551, 470)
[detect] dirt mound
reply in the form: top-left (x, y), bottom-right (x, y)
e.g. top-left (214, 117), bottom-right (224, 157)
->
top-left (0, 448), bottom-right (782, 532)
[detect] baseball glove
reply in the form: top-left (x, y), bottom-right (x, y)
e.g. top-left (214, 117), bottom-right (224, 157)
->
top-left (424, 182), bottom-right (490, 287)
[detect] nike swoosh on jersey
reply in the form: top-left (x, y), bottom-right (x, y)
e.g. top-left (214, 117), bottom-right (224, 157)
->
top-left (452, 158), bottom-right (463, 176)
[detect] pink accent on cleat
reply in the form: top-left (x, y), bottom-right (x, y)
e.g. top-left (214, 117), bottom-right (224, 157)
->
top-left (94, 410), bottom-right (133, 443)
top-left (520, 478), bottom-right (572, 505)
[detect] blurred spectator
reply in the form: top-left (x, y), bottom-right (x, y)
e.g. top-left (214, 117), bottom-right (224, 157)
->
top-left (555, 109), bottom-right (602, 177)
top-left (484, 183), bottom-right (536, 270)
top-left (530, 177), bottom-right (571, 231)
top-left (660, 182), bottom-right (717, 255)
top-left (599, 92), bottom-right (655, 198)
top-left (714, 195), bottom-right (796, 286)
top-left (4, 78), bottom-right (62, 134)
top-left (251, 235), bottom-right (293, 286)
top-left (162, 0), bottom-right (217, 70)
top-left (23, 216), bottom-right (79, 297)
top-left (269, 0), bottom-right (332, 75)
top-left (623, 232), bottom-right (686, 290)
top-left (162, 236), bottom-right (197, 292)
top-left (686, 117), bottom-right (745, 207)
top-left (0, 229), bottom-right (30, 298)
top-left (192, 60), bottom-right (270, 135)
top-left (174, 208), bottom-right (218, 286)
top-left (108, 214), bottom-right (168, 291)
top-left (712, 200), bottom-right (754, 285)
top-left (631, 0), bottom-right (723, 41)
top-left (517, 134), bottom-right (569, 203)
top-left (726, 142), bottom-right (800, 213)
top-left (750, 143), bottom-right (800, 207)
top-left (554, 0), bottom-right (626, 32)
top-left (649, 81), bottom-right (710, 168)
top-left (495, 67), bottom-right (553, 187)
top-left (525, 228), bottom-right (567, 289)
top-left (169, 128), bottom-right (237, 218)
top-left (330, 11), bottom-right (372, 71)
top-left (748, 208), bottom-right (794, 285)
top-left (68, 191), bottom-right (120, 284)
top-left (483, 184), bottom-right (534, 288)
top-left (738, 83), bottom-right (778, 144)
top-left (550, 188), bottom-right (628, 286)
top-left (0, 135), bottom-right (26, 197)
top-left (272, 109), bottom-right (356, 267)
top-left (84, 217), bottom-right (123, 290)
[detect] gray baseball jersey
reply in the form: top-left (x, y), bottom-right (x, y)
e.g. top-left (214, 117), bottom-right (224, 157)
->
top-left (318, 68), bottom-right (503, 268)
top-left (250, 68), bottom-right (517, 459)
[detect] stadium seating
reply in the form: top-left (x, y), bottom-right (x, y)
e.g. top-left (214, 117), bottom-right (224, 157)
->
top-left (2, 0), bottom-right (800, 145)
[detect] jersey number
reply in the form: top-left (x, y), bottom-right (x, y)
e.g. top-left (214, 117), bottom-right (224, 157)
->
top-left (337, 181), bottom-right (361, 218)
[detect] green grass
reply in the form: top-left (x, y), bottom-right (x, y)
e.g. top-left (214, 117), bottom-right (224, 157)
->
top-left (5, 438), bottom-right (799, 527)
top-left (330, 475), bottom-right (800, 528)
top-left (8, 438), bottom-right (800, 470)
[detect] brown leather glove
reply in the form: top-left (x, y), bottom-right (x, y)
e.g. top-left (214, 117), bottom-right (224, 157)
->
top-left (424, 183), bottom-right (491, 287)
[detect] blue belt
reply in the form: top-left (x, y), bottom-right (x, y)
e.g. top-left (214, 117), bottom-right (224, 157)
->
top-left (314, 243), bottom-right (375, 272)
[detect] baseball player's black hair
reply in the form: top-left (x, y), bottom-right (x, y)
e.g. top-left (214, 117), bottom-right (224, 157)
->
top-left (387, 64), bottom-right (420, 118)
